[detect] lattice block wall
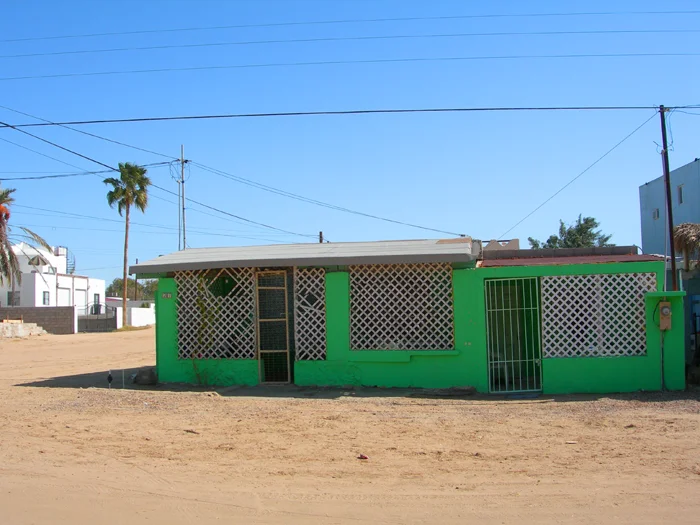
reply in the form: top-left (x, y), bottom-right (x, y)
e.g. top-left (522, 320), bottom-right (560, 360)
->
top-left (175, 268), bottom-right (257, 359)
top-left (294, 268), bottom-right (327, 360)
top-left (541, 272), bottom-right (656, 358)
top-left (349, 263), bottom-right (454, 351)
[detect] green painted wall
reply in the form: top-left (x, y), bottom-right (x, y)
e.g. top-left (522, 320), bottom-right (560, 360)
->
top-left (153, 260), bottom-right (686, 394)
top-left (154, 278), bottom-right (258, 386)
top-left (648, 291), bottom-right (686, 391)
top-left (295, 269), bottom-right (489, 389)
top-left (295, 261), bottom-right (685, 394)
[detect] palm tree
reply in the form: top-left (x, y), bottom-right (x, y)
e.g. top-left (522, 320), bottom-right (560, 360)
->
top-left (0, 187), bottom-right (52, 290)
top-left (104, 163), bottom-right (150, 327)
top-left (673, 222), bottom-right (700, 272)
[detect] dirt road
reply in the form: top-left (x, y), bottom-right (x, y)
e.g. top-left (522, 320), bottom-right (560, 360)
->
top-left (0, 329), bottom-right (698, 524)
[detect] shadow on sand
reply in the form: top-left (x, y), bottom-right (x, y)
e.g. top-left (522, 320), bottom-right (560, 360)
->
top-left (15, 368), bottom-right (700, 403)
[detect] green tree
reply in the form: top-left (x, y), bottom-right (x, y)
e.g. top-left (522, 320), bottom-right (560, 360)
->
top-left (529, 215), bottom-right (614, 250)
top-left (0, 188), bottom-right (51, 287)
top-left (106, 277), bottom-right (158, 300)
top-left (104, 163), bottom-right (151, 327)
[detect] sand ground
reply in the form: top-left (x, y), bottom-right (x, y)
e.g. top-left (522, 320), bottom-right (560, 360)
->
top-left (0, 328), bottom-right (698, 524)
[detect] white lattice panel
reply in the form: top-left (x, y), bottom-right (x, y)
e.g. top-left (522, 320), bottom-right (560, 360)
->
top-left (349, 263), bottom-right (454, 351)
top-left (294, 268), bottom-right (327, 360)
top-left (541, 272), bottom-right (656, 358)
top-left (175, 268), bottom-right (256, 359)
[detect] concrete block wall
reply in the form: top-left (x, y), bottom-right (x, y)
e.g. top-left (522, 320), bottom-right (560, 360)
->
top-left (0, 307), bottom-right (76, 335)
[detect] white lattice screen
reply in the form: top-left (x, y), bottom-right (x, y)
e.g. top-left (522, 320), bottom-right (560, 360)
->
top-left (175, 268), bottom-right (257, 359)
top-left (541, 272), bottom-right (657, 358)
top-left (349, 263), bottom-right (454, 351)
top-left (294, 268), bottom-right (327, 360)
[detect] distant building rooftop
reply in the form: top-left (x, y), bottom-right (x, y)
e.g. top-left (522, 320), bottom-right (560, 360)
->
top-left (480, 246), bottom-right (661, 267)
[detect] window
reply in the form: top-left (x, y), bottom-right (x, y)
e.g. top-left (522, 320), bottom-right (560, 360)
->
top-left (42, 291), bottom-right (50, 306)
top-left (6, 291), bottom-right (19, 306)
top-left (678, 185), bottom-right (684, 205)
top-left (94, 293), bottom-right (100, 305)
top-left (349, 263), bottom-right (454, 351)
top-left (652, 208), bottom-right (660, 220)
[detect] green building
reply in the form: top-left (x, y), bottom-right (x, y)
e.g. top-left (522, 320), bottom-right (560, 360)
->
top-left (131, 239), bottom-right (685, 394)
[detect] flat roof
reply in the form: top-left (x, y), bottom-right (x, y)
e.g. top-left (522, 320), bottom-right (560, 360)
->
top-left (130, 238), bottom-right (477, 275)
top-left (480, 254), bottom-right (662, 268)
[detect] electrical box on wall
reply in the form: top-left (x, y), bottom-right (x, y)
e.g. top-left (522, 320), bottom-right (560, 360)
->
top-left (659, 301), bottom-right (672, 331)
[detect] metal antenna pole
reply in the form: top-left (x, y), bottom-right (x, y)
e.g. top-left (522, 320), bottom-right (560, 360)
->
top-left (181, 145), bottom-right (187, 250)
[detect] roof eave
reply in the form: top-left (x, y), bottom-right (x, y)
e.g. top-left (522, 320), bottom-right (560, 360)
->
top-left (130, 253), bottom-right (477, 275)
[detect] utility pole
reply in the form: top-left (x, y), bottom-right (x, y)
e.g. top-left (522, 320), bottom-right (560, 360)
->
top-left (319, 231), bottom-right (324, 243)
top-left (659, 105), bottom-right (677, 291)
top-left (181, 145), bottom-right (187, 250)
top-left (177, 179), bottom-right (182, 251)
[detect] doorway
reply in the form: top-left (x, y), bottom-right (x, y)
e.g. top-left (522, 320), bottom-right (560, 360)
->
top-left (256, 270), bottom-right (291, 384)
top-left (484, 277), bottom-right (542, 393)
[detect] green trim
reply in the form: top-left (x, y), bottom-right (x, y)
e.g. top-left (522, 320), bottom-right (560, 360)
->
top-left (347, 350), bottom-right (460, 363)
top-left (135, 272), bottom-right (168, 279)
top-left (646, 291), bottom-right (686, 298)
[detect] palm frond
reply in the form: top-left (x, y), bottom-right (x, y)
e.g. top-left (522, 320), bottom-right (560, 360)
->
top-left (673, 222), bottom-right (700, 271)
top-left (0, 228), bottom-right (20, 285)
top-left (18, 227), bottom-right (52, 252)
top-left (673, 223), bottom-right (700, 250)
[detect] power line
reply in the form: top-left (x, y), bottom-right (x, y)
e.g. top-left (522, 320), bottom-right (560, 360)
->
top-left (193, 162), bottom-right (464, 237)
top-left (3, 10), bottom-right (699, 43)
top-left (3, 53), bottom-right (700, 82)
top-left (1, 118), bottom-right (315, 239)
top-left (674, 109), bottom-right (700, 116)
top-left (0, 135), bottom-right (89, 172)
top-left (0, 118), bottom-right (114, 170)
top-left (15, 221), bottom-right (297, 243)
top-left (0, 105), bottom-right (687, 130)
top-left (0, 102), bottom-right (459, 238)
top-left (498, 111), bottom-right (658, 238)
top-left (1, 171), bottom-right (105, 181)
top-left (150, 182), bottom-right (315, 238)
top-left (12, 206), bottom-right (297, 238)
top-left (13, 204), bottom-right (185, 232)
top-left (0, 117), bottom-right (315, 237)
top-left (0, 104), bottom-right (178, 159)
top-left (3, 28), bottom-right (700, 60)
top-left (0, 162), bottom-right (171, 181)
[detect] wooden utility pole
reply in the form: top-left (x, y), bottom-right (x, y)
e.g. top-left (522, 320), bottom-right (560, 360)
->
top-left (659, 105), bottom-right (677, 291)
top-left (181, 145), bottom-right (187, 250)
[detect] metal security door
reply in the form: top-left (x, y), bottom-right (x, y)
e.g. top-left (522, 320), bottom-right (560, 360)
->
top-left (256, 271), bottom-right (291, 384)
top-left (485, 278), bottom-right (542, 393)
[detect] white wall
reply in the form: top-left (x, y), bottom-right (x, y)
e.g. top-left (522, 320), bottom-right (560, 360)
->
top-left (56, 274), bottom-right (106, 314)
top-left (127, 304), bottom-right (155, 327)
top-left (12, 243), bottom-right (66, 275)
top-left (114, 307), bottom-right (123, 330)
top-left (0, 244), bottom-right (106, 309)
top-left (89, 277), bottom-right (106, 307)
top-left (0, 272), bottom-right (56, 307)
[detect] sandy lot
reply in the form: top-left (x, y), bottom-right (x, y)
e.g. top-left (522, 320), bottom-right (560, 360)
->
top-left (0, 328), bottom-right (698, 524)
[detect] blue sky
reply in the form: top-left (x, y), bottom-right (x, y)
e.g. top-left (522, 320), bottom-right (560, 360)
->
top-left (1, 0), bottom-right (699, 282)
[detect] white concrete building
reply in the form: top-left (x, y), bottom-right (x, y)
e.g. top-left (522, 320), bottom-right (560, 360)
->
top-left (0, 243), bottom-right (105, 312)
